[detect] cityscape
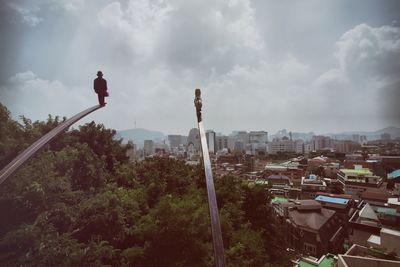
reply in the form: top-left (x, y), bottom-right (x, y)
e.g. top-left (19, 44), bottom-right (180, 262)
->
top-left (1, 0), bottom-right (400, 266)
top-left (120, 126), bottom-right (400, 266)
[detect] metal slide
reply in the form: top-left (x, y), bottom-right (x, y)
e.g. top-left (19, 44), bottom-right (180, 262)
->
top-left (0, 105), bottom-right (104, 185)
top-left (194, 89), bottom-right (226, 267)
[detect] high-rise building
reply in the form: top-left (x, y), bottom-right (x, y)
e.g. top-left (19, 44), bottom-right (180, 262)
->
top-left (268, 139), bottom-right (296, 154)
top-left (234, 141), bottom-right (245, 152)
top-left (206, 130), bottom-right (217, 153)
top-left (126, 140), bottom-right (138, 161)
top-left (168, 135), bottom-right (187, 149)
top-left (216, 136), bottom-right (230, 151)
top-left (143, 140), bottom-right (154, 156)
top-left (187, 128), bottom-right (201, 151)
top-left (311, 136), bottom-right (333, 151)
top-left (249, 131), bottom-right (268, 143)
top-left (334, 140), bottom-right (359, 153)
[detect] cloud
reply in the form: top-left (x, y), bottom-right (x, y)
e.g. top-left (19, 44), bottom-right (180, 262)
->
top-left (7, 0), bottom-right (85, 26)
top-left (9, 4), bottom-right (43, 27)
top-left (97, 0), bottom-right (264, 72)
top-left (335, 24), bottom-right (400, 81)
top-left (97, 0), bottom-right (173, 59)
top-left (1, 71), bottom-right (93, 120)
top-left (312, 24), bottom-right (400, 131)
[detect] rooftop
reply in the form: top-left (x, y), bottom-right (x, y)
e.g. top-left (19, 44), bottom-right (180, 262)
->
top-left (381, 227), bottom-right (400, 237)
top-left (254, 179), bottom-right (268, 185)
top-left (281, 200), bottom-right (336, 231)
top-left (315, 195), bottom-right (349, 205)
top-left (267, 174), bottom-right (290, 180)
top-left (339, 168), bottom-right (373, 176)
top-left (388, 169), bottom-right (400, 179)
top-left (342, 244), bottom-right (400, 263)
top-left (361, 190), bottom-right (390, 202)
top-left (359, 203), bottom-right (379, 221)
top-left (271, 196), bottom-right (289, 203)
top-left (298, 254), bottom-right (337, 267)
top-left (377, 207), bottom-right (400, 217)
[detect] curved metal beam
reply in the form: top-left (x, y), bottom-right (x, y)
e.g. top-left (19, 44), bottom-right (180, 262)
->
top-left (0, 105), bottom-right (103, 185)
top-left (195, 89), bottom-right (226, 267)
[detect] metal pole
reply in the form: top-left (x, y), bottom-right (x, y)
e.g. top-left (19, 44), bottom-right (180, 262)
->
top-left (0, 105), bottom-right (103, 185)
top-left (194, 89), bottom-right (226, 267)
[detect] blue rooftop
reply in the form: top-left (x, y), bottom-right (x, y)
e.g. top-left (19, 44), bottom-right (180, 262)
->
top-left (315, 195), bottom-right (349, 205)
top-left (388, 169), bottom-right (400, 179)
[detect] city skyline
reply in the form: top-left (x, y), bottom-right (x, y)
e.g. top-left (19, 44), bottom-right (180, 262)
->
top-left (118, 125), bottom-right (399, 139)
top-left (1, 0), bottom-right (400, 135)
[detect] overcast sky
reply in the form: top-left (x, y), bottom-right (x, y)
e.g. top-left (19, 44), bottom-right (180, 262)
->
top-left (0, 0), bottom-right (399, 135)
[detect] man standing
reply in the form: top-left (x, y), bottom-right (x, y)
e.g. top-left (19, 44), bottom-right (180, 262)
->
top-left (94, 71), bottom-right (108, 106)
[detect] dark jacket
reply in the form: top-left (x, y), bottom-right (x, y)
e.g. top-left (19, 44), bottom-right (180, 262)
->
top-left (94, 77), bottom-right (108, 95)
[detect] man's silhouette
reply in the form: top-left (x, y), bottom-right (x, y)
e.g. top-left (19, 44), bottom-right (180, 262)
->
top-left (94, 71), bottom-right (108, 106)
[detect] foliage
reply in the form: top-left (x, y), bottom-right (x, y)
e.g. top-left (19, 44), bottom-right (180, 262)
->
top-left (0, 103), bottom-right (289, 266)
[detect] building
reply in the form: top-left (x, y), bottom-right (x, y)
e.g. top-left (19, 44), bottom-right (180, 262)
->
top-left (311, 136), bottom-right (333, 151)
top-left (338, 243), bottom-right (400, 267)
top-left (335, 140), bottom-right (359, 153)
top-left (233, 141), bottom-right (245, 152)
top-left (379, 156), bottom-right (400, 175)
top-left (337, 165), bottom-right (383, 199)
top-left (361, 190), bottom-right (391, 206)
top-left (266, 174), bottom-right (291, 186)
top-left (205, 130), bottom-right (217, 153)
top-left (249, 131), bottom-right (268, 143)
top-left (274, 200), bottom-right (345, 257)
top-left (301, 175), bottom-right (327, 199)
top-left (268, 139), bottom-right (296, 154)
top-left (348, 203), bottom-right (382, 246)
top-left (231, 131), bottom-right (249, 145)
top-left (264, 160), bottom-right (306, 185)
top-left (168, 135), bottom-right (187, 149)
top-left (248, 142), bottom-right (267, 156)
top-left (323, 162), bottom-right (340, 178)
top-left (187, 128), bottom-right (200, 151)
top-left (343, 158), bottom-right (381, 174)
top-left (126, 140), bottom-right (139, 161)
top-left (314, 193), bottom-right (355, 236)
top-left (143, 140), bottom-right (154, 156)
top-left (295, 254), bottom-right (337, 267)
top-left (314, 193), bottom-right (353, 216)
top-left (368, 228), bottom-right (400, 256)
top-left (216, 135), bottom-right (230, 151)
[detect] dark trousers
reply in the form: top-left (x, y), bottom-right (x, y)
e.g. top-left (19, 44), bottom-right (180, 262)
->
top-left (98, 94), bottom-right (105, 105)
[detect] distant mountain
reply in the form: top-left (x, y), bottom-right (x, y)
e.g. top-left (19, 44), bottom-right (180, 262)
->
top-left (326, 126), bottom-right (400, 140)
top-left (116, 128), bottom-right (165, 148)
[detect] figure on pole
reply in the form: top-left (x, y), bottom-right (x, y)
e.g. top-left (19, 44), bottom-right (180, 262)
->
top-left (94, 71), bottom-right (109, 106)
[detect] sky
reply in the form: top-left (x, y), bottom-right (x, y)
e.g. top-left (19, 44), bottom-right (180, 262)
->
top-left (0, 0), bottom-right (399, 136)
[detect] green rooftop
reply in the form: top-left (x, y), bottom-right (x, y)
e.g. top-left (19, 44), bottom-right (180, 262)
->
top-left (298, 254), bottom-right (337, 267)
top-left (254, 179), bottom-right (268, 185)
top-left (271, 196), bottom-right (288, 203)
top-left (340, 168), bottom-right (372, 175)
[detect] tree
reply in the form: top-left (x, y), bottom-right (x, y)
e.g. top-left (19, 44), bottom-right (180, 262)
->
top-left (0, 104), bottom-right (290, 267)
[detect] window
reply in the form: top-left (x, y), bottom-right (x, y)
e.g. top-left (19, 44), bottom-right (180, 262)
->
top-left (304, 242), bottom-right (316, 255)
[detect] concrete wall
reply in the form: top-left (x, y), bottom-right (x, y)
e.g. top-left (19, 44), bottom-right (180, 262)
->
top-left (350, 228), bottom-right (375, 247)
top-left (338, 255), bottom-right (400, 267)
top-left (381, 230), bottom-right (400, 255)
